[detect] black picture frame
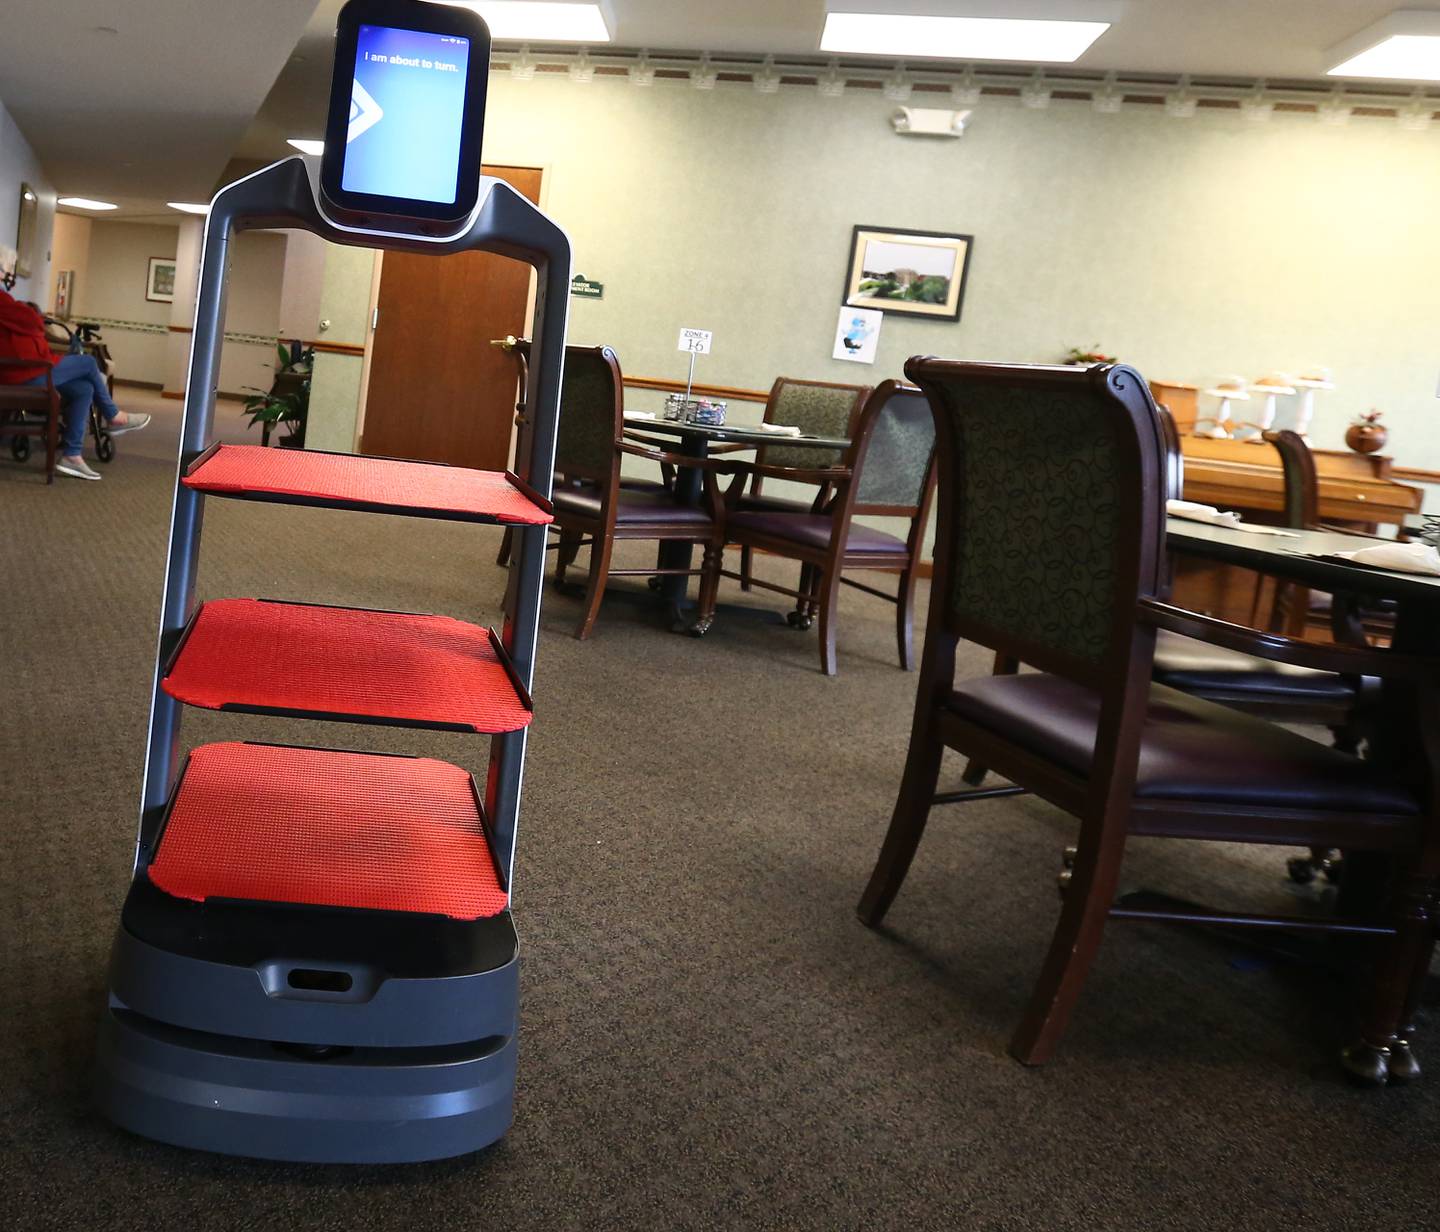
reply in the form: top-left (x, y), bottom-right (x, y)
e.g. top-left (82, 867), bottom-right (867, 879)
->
top-left (842, 225), bottom-right (973, 322)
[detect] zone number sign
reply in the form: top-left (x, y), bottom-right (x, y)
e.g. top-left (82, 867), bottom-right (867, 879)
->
top-left (677, 328), bottom-right (712, 355)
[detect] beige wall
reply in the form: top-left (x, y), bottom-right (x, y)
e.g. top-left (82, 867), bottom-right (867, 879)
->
top-left (75, 220), bottom-right (178, 386)
top-left (160, 225), bottom-right (289, 398)
top-left (0, 93), bottom-right (55, 304)
top-left (277, 229), bottom-right (327, 341)
top-left (217, 230), bottom-right (287, 396)
top-left (472, 74), bottom-right (1440, 473)
top-left (48, 213), bottom-right (92, 316)
top-left (305, 244), bottom-right (378, 453)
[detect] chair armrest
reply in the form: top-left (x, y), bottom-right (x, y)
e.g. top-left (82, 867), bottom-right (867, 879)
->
top-left (0, 357), bottom-right (52, 375)
top-left (1137, 598), bottom-right (1436, 681)
top-left (741, 462), bottom-right (853, 485)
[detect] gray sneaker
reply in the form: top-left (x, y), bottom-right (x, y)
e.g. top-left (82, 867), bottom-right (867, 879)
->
top-left (106, 412), bottom-right (151, 436)
top-left (55, 456), bottom-right (102, 481)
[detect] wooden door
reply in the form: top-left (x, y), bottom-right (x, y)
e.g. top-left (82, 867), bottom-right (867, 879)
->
top-left (360, 165), bottom-right (542, 470)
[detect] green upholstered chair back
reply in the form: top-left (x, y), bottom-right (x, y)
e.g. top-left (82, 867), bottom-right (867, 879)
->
top-left (906, 360), bottom-right (1166, 679)
top-left (852, 383), bottom-right (936, 512)
top-left (1262, 429), bottom-right (1318, 530)
top-left (761, 378), bottom-right (869, 470)
top-left (554, 345), bottom-right (622, 477)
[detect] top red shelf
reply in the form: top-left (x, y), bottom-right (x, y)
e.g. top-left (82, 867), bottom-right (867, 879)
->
top-left (183, 444), bottom-right (552, 526)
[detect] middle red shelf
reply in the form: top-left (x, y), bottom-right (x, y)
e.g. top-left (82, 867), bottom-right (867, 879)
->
top-left (163, 598), bottom-right (533, 733)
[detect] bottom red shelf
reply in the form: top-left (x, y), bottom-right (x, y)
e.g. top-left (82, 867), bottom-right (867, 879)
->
top-left (147, 742), bottom-right (508, 921)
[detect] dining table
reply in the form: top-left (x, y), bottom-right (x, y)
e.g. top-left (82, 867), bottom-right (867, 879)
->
top-left (621, 411), bottom-right (852, 625)
top-left (1165, 516), bottom-right (1440, 927)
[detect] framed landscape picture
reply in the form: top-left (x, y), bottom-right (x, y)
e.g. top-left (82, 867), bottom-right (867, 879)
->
top-left (842, 225), bottom-right (973, 321)
top-left (146, 256), bottom-right (177, 303)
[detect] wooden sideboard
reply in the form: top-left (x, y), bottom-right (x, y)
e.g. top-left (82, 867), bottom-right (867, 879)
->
top-left (1171, 436), bottom-right (1422, 632)
top-left (1180, 436), bottom-right (1421, 529)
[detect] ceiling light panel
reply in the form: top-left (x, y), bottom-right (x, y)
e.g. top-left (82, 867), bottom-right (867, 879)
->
top-left (287, 138), bottom-right (325, 155)
top-left (167, 202), bottom-right (210, 214)
top-left (820, 12), bottom-right (1109, 62)
top-left (1328, 10), bottom-right (1440, 81)
top-left (438, 2), bottom-right (612, 43)
top-left (57, 197), bottom-right (117, 210)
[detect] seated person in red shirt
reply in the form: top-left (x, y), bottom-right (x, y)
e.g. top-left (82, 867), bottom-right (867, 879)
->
top-left (0, 288), bottom-right (149, 480)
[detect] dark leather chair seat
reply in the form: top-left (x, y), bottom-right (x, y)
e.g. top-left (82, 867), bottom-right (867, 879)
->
top-left (735, 492), bottom-right (813, 515)
top-left (728, 510), bottom-right (905, 555)
top-left (552, 485), bottom-right (712, 525)
top-left (1151, 630), bottom-right (1359, 701)
top-left (948, 672), bottom-right (1418, 815)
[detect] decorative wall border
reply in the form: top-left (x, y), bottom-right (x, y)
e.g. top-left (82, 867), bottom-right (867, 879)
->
top-left (489, 46), bottom-right (1440, 128)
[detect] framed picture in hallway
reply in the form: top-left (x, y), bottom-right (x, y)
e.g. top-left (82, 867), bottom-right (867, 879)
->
top-left (146, 256), bottom-right (177, 303)
top-left (842, 225), bottom-right (972, 321)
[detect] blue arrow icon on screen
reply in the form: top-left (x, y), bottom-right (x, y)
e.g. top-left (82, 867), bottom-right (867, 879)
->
top-left (348, 78), bottom-right (384, 144)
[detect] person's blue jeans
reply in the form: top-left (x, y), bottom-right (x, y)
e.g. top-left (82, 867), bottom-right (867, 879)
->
top-left (25, 353), bottom-right (119, 456)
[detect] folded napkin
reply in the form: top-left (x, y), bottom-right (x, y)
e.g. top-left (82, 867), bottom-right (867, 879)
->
top-left (747, 422), bottom-right (803, 437)
top-left (1167, 499), bottom-right (1241, 529)
top-left (1327, 541), bottom-right (1440, 576)
top-left (624, 410), bottom-right (657, 420)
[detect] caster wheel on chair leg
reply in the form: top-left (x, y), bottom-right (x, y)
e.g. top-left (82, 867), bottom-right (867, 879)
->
top-left (11, 435), bottom-right (30, 461)
top-left (648, 576), bottom-right (663, 592)
top-left (95, 433), bottom-right (115, 463)
top-left (1341, 1041), bottom-right (1391, 1086)
top-left (1287, 857), bottom-right (1317, 885)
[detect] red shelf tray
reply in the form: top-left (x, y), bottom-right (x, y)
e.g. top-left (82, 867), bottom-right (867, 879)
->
top-left (183, 444), bottom-right (552, 526)
top-left (148, 742), bottom-right (508, 920)
top-left (163, 599), bottom-right (532, 733)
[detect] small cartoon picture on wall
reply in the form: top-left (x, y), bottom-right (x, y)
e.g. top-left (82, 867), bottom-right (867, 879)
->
top-left (833, 305), bottom-right (882, 364)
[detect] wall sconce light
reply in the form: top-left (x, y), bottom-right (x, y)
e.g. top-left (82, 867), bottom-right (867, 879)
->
top-left (891, 107), bottom-right (972, 137)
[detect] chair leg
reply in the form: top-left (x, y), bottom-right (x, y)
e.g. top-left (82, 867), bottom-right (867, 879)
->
top-left (857, 724), bottom-right (945, 927)
top-left (787, 563), bottom-right (815, 629)
top-left (691, 541), bottom-right (723, 637)
top-left (495, 527), bottom-right (513, 568)
top-left (895, 566), bottom-right (919, 671)
top-left (1008, 827), bottom-right (1126, 1067)
top-left (555, 528), bottom-right (582, 588)
top-left (573, 532), bottom-right (613, 640)
top-left (739, 545), bottom-right (754, 592)
top-left (1342, 876), bottom-right (1437, 1085)
top-left (816, 565), bottom-right (844, 676)
top-left (45, 403), bottom-right (57, 484)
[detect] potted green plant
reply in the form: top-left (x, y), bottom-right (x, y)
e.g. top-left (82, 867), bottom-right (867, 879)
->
top-left (1345, 409), bottom-right (1387, 455)
top-left (243, 341), bottom-right (313, 447)
top-left (1063, 344), bottom-right (1117, 366)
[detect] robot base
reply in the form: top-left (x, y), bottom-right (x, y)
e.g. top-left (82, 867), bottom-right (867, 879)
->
top-left (95, 1001), bottom-right (516, 1164)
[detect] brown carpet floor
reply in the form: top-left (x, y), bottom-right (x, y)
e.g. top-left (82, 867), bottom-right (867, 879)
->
top-left (2, 403), bottom-right (1438, 1231)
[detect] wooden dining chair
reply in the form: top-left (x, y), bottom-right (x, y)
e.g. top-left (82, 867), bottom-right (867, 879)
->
top-left (733, 377), bottom-right (871, 591)
top-left (716, 380), bottom-right (935, 676)
top-left (1152, 422), bottom-right (1370, 737)
top-left (858, 358), bottom-right (1440, 1083)
top-left (0, 359), bottom-right (60, 483)
top-left (1257, 428), bottom-right (1398, 647)
top-left (549, 345), bottom-right (733, 640)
